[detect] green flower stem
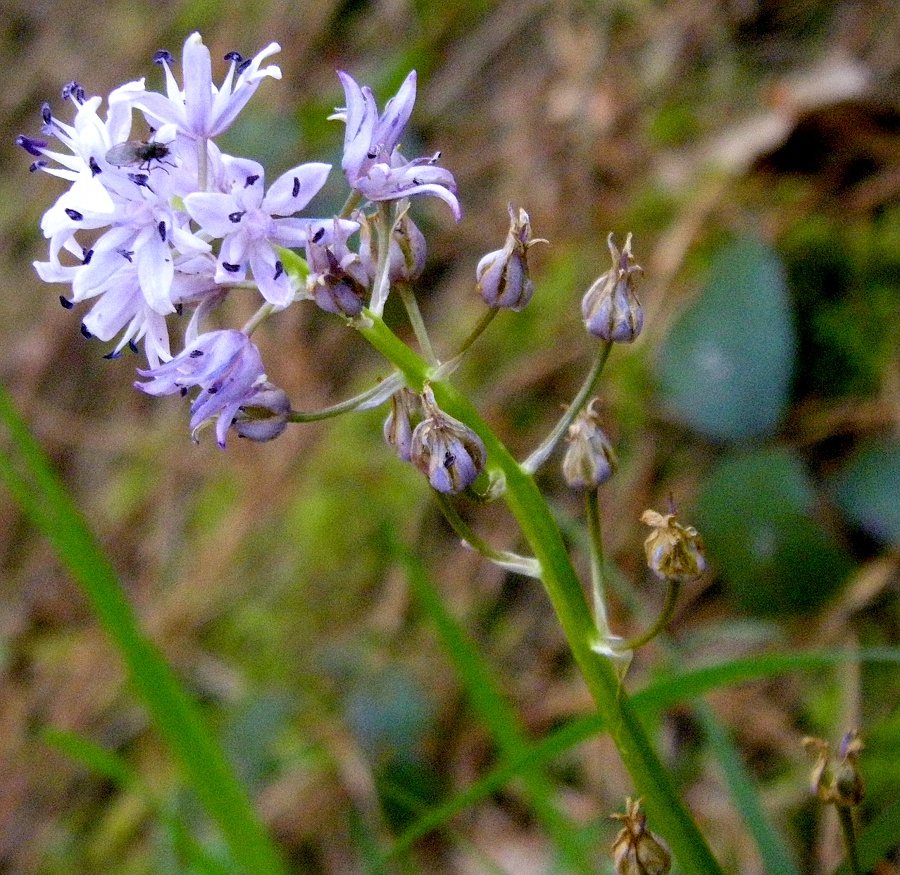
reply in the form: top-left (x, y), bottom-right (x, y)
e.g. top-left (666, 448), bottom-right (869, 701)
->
top-left (837, 807), bottom-right (863, 875)
top-left (242, 302), bottom-right (275, 336)
top-left (357, 312), bottom-right (724, 875)
top-left (370, 203), bottom-right (395, 316)
top-left (521, 340), bottom-right (613, 474)
top-left (433, 308), bottom-right (499, 379)
top-left (617, 580), bottom-right (682, 652)
top-left (432, 490), bottom-right (541, 579)
top-left (338, 190), bottom-right (363, 220)
top-left (396, 281), bottom-right (438, 365)
top-left (585, 488), bottom-right (612, 636)
top-left (287, 371), bottom-right (404, 423)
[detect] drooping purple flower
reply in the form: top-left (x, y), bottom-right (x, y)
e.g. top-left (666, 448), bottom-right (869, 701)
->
top-left (130, 33), bottom-right (281, 140)
top-left (184, 156), bottom-right (345, 307)
top-left (333, 71), bottom-right (460, 219)
top-left (135, 329), bottom-right (268, 446)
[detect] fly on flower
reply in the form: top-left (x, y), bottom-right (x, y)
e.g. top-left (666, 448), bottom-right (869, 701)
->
top-left (105, 139), bottom-right (172, 171)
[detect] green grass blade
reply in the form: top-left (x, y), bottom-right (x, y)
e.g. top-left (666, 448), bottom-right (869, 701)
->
top-left (44, 728), bottom-right (236, 875)
top-left (0, 385), bottom-right (286, 875)
top-left (695, 703), bottom-right (801, 875)
top-left (394, 539), bottom-right (596, 874)
top-left (389, 648), bottom-right (900, 854)
top-left (832, 798), bottom-right (900, 875)
top-left (43, 727), bottom-right (139, 788)
top-left (634, 649), bottom-right (900, 715)
top-left (387, 713), bottom-right (603, 858)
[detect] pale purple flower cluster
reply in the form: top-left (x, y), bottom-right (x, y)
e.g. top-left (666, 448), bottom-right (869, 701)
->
top-left (18, 34), bottom-right (459, 446)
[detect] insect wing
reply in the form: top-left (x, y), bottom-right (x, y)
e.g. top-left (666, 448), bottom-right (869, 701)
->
top-left (105, 140), bottom-right (170, 168)
top-left (105, 141), bottom-right (145, 167)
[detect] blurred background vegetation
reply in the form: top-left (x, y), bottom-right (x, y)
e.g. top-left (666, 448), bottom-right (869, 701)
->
top-left (1, 0), bottom-right (899, 872)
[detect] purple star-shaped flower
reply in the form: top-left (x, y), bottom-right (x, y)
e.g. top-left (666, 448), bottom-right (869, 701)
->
top-left (184, 156), bottom-right (341, 307)
top-left (135, 329), bottom-right (268, 446)
top-left (131, 33), bottom-right (281, 140)
top-left (334, 70), bottom-right (460, 219)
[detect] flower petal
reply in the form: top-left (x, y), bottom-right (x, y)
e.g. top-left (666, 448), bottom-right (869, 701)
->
top-left (263, 162), bottom-right (331, 215)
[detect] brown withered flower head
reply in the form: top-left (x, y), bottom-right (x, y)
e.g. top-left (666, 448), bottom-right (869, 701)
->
top-left (640, 509), bottom-right (707, 583)
top-left (802, 730), bottom-right (865, 808)
top-left (611, 798), bottom-right (672, 875)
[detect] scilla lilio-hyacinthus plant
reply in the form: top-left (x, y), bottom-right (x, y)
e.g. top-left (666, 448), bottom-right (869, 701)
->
top-left (17, 33), bottom-right (732, 874)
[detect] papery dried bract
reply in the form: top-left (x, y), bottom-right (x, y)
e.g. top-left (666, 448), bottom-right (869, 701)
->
top-left (802, 731), bottom-right (865, 808)
top-left (383, 388), bottom-right (419, 462)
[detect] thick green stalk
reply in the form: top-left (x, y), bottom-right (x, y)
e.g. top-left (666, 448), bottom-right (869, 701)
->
top-left (358, 312), bottom-right (724, 875)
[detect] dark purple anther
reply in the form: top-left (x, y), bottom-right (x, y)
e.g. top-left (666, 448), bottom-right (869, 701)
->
top-left (16, 135), bottom-right (47, 156)
top-left (61, 81), bottom-right (85, 102)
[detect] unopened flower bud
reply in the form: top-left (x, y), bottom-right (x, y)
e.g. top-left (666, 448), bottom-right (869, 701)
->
top-left (383, 388), bottom-right (419, 462)
top-left (411, 386), bottom-right (487, 494)
top-left (233, 381), bottom-right (291, 442)
top-left (476, 205), bottom-right (546, 311)
top-left (640, 509), bottom-right (706, 582)
top-left (390, 213), bottom-right (427, 283)
top-left (562, 400), bottom-right (617, 489)
top-left (803, 731), bottom-right (865, 808)
top-left (582, 232), bottom-right (643, 342)
top-left (611, 798), bottom-right (671, 875)
top-left (306, 220), bottom-right (370, 317)
top-left (358, 211), bottom-right (427, 284)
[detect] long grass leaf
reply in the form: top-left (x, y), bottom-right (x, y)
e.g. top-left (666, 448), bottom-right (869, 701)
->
top-left (0, 385), bottom-right (286, 875)
top-left (44, 728), bottom-right (236, 875)
top-left (389, 648), bottom-right (900, 853)
top-left (394, 539), bottom-right (596, 874)
top-left (633, 649), bottom-right (900, 714)
top-left (832, 797), bottom-right (900, 875)
top-left (695, 703), bottom-right (801, 875)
